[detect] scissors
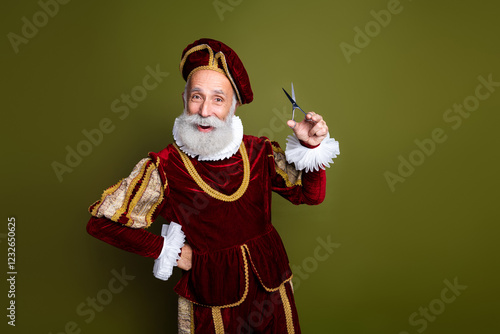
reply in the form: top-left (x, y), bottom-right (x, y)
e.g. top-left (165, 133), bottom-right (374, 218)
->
top-left (282, 82), bottom-right (308, 123)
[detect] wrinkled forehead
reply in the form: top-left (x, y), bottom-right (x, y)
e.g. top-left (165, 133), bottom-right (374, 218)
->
top-left (186, 70), bottom-right (234, 97)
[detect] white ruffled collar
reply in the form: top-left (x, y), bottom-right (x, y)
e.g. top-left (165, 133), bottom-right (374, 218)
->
top-left (172, 115), bottom-right (243, 161)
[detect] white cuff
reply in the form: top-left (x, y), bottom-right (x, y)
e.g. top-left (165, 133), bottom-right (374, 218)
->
top-left (153, 222), bottom-right (185, 281)
top-left (285, 133), bottom-right (340, 172)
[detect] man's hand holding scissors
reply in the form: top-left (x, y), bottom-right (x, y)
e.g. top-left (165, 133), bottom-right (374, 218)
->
top-left (283, 83), bottom-right (329, 147)
top-left (287, 111), bottom-right (329, 147)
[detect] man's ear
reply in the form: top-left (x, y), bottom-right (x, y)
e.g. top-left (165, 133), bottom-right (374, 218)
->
top-left (181, 91), bottom-right (185, 109)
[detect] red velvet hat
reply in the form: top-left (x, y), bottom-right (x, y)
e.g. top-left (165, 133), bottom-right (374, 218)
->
top-left (179, 38), bottom-right (253, 105)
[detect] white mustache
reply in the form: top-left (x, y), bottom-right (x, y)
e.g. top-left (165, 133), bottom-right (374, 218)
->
top-left (184, 113), bottom-right (227, 128)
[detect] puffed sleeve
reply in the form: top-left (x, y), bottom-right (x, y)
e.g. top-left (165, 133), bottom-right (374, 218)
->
top-left (86, 154), bottom-right (176, 260)
top-left (88, 156), bottom-right (166, 228)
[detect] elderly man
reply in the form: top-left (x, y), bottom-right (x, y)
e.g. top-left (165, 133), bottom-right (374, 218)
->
top-left (86, 38), bottom-right (339, 333)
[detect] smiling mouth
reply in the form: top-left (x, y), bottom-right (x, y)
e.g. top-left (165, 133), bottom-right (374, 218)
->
top-left (197, 124), bottom-right (213, 132)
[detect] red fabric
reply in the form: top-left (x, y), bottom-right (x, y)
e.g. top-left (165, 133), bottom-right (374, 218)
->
top-left (272, 166), bottom-right (327, 205)
top-left (86, 135), bottom-right (326, 307)
top-left (180, 38), bottom-right (253, 104)
top-left (86, 216), bottom-right (163, 259)
top-left (192, 275), bottom-right (301, 333)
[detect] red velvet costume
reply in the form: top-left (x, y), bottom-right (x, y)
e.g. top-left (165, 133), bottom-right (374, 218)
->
top-left (86, 37), bottom-right (337, 334)
top-left (87, 135), bottom-right (326, 333)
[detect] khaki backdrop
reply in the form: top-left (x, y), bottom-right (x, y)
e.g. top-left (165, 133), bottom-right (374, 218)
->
top-left (2, 0), bottom-right (499, 333)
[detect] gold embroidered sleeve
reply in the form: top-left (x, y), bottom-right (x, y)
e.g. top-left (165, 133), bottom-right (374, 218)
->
top-left (88, 157), bottom-right (166, 228)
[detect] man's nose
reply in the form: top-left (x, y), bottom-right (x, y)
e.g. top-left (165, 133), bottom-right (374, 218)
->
top-left (199, 101), bottom-right (212, 117)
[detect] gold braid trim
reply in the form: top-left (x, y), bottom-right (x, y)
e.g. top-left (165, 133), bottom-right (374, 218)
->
top-left (173, 143), bottom-right (250, 202)
top-left (275, 167), bottom-right (300, 188)
top-left (183, 246), bottom-right (294, 333)
top-left (190, 301), bottom-right (195, 334)
top-left (90, 158), bottom-right (165, 229)
top-left (89, 179), bottom-right (123, 216)
top-left (179, 43), bottom-right (243, 104)
top-left (180, 44), bottom-right (215, 74)
top-left (215, 51), bottom-right (242, 104)
top-left (111, 161), bottom-right (149, 222)
top-left (125, 162), bottom-right (156, 227)
top-left (154, 155), bottom-right (169, 192)
top-left (188, 245), bottom-right (249, 309)
top-left (279, 284), bottom-right (296, 334)
top-left (269, 141), bottom-right (302, 187)
top-left (182, 44), bottom-right (224, 81)
top-left (143, 156), bottom-right (167, 226)
top-left (242, 244), bottom-right (293, 292)
top-left (212, 307), bottom-right (225, 334)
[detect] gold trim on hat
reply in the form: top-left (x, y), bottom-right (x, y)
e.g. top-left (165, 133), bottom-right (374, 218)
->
top-left (214, 51), bottom-right (242, 104)
top-left (179, 44), bottom-right (243, 104)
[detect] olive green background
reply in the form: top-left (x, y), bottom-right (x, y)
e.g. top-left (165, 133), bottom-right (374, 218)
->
top-left (2, 0), bottom-right (499, 333)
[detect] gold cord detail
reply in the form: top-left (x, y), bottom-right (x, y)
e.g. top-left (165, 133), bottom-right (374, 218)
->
top-left (179, 43), bottom-right (243, 104)
top-left (214, 51), bottom-right (242, 104)
top-left (111, 161), bottom-right (149, 221)
top-left (269, 140), bottom-right (302, 187)
top-left (279, 284), bottom-right (296, 334)
top-left (180, 44), bottom-right (215, 74)
top-left (183, 245), bottom-right (250, 309)
top-left (212, 307), bottom-right (225, 334)
top-left (89, 178), bottom-right (123, 216)
top-left (174, 143), bottom-right (250, 202)
top-left (242, 244), bottom-right (293, 292)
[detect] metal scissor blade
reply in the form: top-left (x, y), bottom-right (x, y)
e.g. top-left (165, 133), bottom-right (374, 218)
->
top-left (282, 88), bottom-right (296, 105)
top-left (283, 85), bottom-right (307, 121)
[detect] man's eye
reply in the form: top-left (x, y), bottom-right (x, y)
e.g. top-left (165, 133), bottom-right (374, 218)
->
top-left (215, 98), bottom-right (223, 102)
top-left (192, 95), bottom-right (201, 100)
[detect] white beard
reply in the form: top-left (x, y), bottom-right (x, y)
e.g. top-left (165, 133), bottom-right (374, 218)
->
top-left (174, 111), bottom-right (235, 157)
